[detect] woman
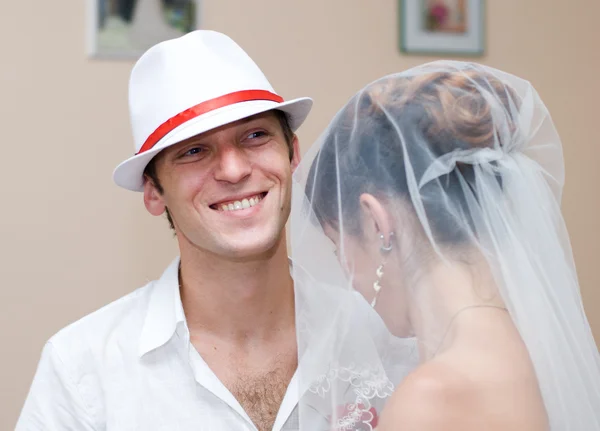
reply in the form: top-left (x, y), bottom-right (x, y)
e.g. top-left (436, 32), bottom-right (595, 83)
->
top-left (291, 61), bottom-right (600, 430)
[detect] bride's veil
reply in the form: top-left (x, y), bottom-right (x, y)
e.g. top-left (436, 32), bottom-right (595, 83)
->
top-left (290, 61), bottom-right (600, 430)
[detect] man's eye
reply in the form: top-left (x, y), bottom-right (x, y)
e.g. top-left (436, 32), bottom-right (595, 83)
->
top-left (183, 147), bottom-right (205, 157)
top-left (247, 131), bottom-right (268, 140)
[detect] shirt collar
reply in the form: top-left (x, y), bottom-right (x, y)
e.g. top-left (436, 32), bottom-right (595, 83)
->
top-left (138, 257), bottom-right (295, 358)
top-left (138, 257), bottom-right (186, 357)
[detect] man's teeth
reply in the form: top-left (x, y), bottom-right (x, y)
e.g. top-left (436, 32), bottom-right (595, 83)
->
top-left (219, 195), bottom-right (263, 212)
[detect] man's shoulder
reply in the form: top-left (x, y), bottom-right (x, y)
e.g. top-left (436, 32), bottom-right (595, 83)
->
top-left (48, 281), bottom-right (156, 358)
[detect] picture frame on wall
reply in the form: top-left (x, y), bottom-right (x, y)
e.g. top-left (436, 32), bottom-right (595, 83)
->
top-left (87, 0), bottom-right (200, 59)
top-left (399, 0), bottom-right (485, 56)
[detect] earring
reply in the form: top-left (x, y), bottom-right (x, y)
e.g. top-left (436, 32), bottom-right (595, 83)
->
top-left (371, 263), bottom-right (385, 307)
top-left (380, 232), bottom-right (394, 252)
top-left (371, 232), bottom-right (394, 308)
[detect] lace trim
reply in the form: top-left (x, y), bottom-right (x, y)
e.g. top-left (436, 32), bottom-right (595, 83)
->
top-left (309, 362), bottom-right (395, 430)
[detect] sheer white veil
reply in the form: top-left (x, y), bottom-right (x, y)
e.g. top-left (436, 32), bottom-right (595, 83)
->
top-left (291, 61), bottom-right (600, 430)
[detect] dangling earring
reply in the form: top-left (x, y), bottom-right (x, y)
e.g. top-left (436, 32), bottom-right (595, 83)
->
top-left (371, 262), bottom-right (385, 307)
top-left (371, 232), bottom-right (394, 308)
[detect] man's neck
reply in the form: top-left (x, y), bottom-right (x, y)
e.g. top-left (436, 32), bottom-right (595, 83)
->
top-left (178, 236), bottom-right (294, 344)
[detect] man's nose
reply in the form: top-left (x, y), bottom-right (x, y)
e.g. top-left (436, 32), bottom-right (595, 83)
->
top-left (213, 144), bottom-right (252, 184)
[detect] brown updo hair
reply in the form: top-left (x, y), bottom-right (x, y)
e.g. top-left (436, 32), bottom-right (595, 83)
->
top-left (306, 64), bottom-right (521, 245)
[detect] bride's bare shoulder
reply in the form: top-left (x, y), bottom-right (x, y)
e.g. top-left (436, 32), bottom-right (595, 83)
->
top-left (376, 360), bottom-right (477, 431)
top-left (375, 354), bottom-right (547, 431)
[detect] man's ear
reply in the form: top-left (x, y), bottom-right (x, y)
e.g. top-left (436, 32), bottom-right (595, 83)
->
top-left (290, 135), bottom-right (301, 173)
top-left (359, 193), bottom-right (394, 245)
top-left (143, 177), bottom-right (166, 216)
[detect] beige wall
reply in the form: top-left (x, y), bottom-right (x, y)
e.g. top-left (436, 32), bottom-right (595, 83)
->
top-left (1, 0), bottom-right (598, 427)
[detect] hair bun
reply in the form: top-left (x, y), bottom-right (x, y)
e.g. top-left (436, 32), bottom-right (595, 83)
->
top-left (424, 69), bottom-right (521, 155)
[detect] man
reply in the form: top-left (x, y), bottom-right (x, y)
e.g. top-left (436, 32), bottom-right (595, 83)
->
top-left (16, 30), bottom-right (312, 431)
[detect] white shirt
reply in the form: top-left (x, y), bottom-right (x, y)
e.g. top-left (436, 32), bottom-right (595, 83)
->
top-left (16, 258), bottom-right (300, 431)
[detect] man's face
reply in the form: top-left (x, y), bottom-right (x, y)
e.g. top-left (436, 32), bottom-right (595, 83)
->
top-left (144, 111), bottom-right (300, 259)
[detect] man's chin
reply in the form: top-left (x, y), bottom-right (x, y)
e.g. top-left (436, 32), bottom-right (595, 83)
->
top-left (218, 234), bottom-right (284, 261)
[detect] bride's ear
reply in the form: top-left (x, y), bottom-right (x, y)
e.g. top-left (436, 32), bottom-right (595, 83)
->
top-left (359, 193), bottom-right (394, 245)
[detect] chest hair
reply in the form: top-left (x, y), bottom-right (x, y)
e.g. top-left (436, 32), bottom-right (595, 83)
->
top-left (194, 337), bottom-right (297, 431)
top-left (230, 359), bottom-right (296, 431)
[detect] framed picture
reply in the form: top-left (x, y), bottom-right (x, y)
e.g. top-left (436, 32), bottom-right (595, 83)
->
top-left (87, 0), bottom-right (200, 59)
top-left (399, 0), bottom-right (485, 56)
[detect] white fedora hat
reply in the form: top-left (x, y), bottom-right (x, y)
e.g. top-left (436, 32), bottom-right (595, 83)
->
top-left (113, 30), bottom-right (313, 191)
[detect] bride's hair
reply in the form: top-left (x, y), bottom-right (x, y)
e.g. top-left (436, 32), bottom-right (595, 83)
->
top-left (306, 65), bottom-right (521, 246)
